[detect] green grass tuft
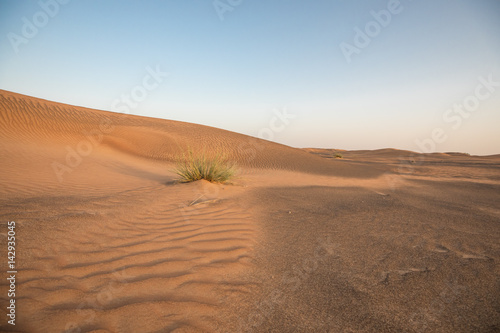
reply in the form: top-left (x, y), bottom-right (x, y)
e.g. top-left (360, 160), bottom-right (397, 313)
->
top-left (174, 150), bottom-right (236, 184)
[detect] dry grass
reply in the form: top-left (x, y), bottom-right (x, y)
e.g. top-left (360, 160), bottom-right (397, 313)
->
top-left (174, 150), bottom-right (236, 184)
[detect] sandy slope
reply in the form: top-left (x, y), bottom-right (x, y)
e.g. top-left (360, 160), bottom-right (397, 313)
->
top-left (0, 90), bottom-right (499, 332)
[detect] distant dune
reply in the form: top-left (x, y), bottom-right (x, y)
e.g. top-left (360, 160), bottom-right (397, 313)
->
top-left (1, 90), bottom-right (499, 332)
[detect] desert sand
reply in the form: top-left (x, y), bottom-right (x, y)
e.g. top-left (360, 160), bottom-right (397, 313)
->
top-left (0, 89), bottom-right (499, 332)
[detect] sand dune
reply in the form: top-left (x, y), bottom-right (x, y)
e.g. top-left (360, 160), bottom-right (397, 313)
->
top-left (0, 90), bottom-right (381, 181)
top-left (1, 90), bottom-right (499, 332)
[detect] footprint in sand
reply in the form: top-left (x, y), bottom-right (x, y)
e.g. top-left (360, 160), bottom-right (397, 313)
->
top-left (460, 253), bottom-right (492, 260)
top-left (432, 244), bottom-right (450, 253)
top-left (432, 243), bottom-right (491, 260)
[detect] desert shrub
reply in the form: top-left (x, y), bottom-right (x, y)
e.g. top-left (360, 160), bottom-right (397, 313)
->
top-left (174, 150), bottom-right (236, 183)
top-left (334, 153), bottom-right (343, 159)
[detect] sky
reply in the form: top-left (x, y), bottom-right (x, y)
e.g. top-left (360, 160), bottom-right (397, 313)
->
top-left (0, 0), bottom-right (499, 155)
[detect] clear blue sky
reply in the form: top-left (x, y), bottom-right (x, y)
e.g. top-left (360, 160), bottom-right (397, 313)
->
top-left (1, 0), bottom-right (499, 155)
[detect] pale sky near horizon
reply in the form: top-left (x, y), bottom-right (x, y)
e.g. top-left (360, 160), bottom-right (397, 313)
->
top-left (0, 0), bottom-right (499, 155)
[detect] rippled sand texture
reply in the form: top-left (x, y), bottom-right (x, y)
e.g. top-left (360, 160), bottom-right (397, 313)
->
top-left (0, 90), bottom-right (499, 332)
